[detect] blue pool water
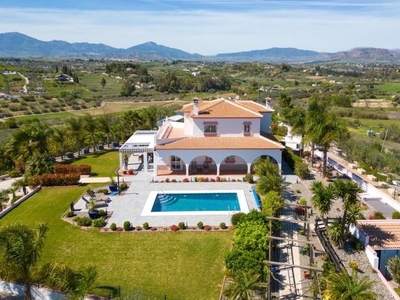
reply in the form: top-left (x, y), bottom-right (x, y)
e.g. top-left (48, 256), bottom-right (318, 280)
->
top-left (151, 192), bottom-right (240, 212)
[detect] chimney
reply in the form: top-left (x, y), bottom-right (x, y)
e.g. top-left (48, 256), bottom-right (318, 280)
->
top-left (193, 97), bottom-right (199, 116)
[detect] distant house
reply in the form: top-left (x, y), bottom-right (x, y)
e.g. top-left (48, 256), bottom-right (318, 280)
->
top-left (55, 74), bottom-right (70, 82)
top-left (36, 87), bottom-right (46, 92)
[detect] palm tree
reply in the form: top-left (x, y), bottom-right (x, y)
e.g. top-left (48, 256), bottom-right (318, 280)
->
top-left (42, 263), bottom-right (97, 300)
top-left (121, 110), bottom-right (144, 138)
top-left (387, 256), bottom-right (400, 286)
top-left (223, 271), bottom-right (268, 300)
top-left (0, 223), bottom-right (48, 300)
top-left (0, 189), bottom-right (9, 211)
top-left (5, 120), bottom-right (52, 171)
top-left (66, 117), bottom-right (83, 156)
top-left (325, 268), bottom-right (375, 300)
top-left (310, 181), bottom-right (335, 227)
top-left (82, 113), bottom-right (98, 152)
top-left (333, 179), bottom-right (363, 248)
top-left (98, 115), bottom-right (112, 147)
top-left (254, 158), bottom-right (284, 195)
top-left (140, 105), bottom-right (159, 130)
top-left (51, 126), bottom-right (67, 160)
top-left (289, 106), bottom-right (306, 156)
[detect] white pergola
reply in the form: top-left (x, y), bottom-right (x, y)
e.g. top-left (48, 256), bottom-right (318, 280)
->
top-left (118, 131), bottom-right (157, 172)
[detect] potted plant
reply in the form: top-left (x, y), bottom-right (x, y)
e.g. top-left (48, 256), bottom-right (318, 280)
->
top-left (109, 175), bottom-right (118, 192)
top-left (87, 199), bottom-right (99, 220)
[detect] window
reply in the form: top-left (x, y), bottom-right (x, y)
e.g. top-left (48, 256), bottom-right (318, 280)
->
top-left (171, 156), bottom-right (182, 170)
top-left (204, 124), bottom-right (217, 134)
top-left (244, 124), bottom-right (251, 134)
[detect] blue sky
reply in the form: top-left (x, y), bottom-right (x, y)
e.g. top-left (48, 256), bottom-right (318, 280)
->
top-left (1, 0), bottom-right (399, 55)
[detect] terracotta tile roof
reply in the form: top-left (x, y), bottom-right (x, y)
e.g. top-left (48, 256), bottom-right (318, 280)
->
top-left (234, 100), bottom-right (273, 113)
top-left (179, 99), bottom-right (263, 119)
top-left (156, 136), bottom-right (284, 150)
top-left (358, 220), bottom-right (400, 249)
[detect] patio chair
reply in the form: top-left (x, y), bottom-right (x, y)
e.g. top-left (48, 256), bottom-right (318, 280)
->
top-left (81, 196), bottom-right (108, 209)
top-left (86, 190), bottom-right (111, 202)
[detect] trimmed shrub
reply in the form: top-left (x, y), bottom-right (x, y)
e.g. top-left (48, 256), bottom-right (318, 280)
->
top-left (135, 225), bottom-right (142, 231)
top-left (374, 211), bottom-right (385, 219)
top-left (220, 222), bottom-right (227, 229)
top-left (76, 216), bottom-right (92, 227)
top-left (204, 225), bottom-right (212, 231)
top-left (120, 182), bottom-right (128, 190)
top-left (27, 173), bottom-right (81, 186)
top-left (110, 223), bottom-right (117, 231)
top-left (170, 224), bottom-right (179, 232)
top-left (178, 222), bottom-right (186, 230)
top-left (143, 222), bottom-right (149, 230)
top-left (54, 164), bottom-right (91, 175)
top-left (92, 218), bottom-right (106, 228)
top-left (123, 221), bottom-right (131, 231)
top-left (392, 211), bottom-right (400, 219)
top-left (231, 212), bottom-right (246, 226)
top-left (197, 221), bottom-right (204, 229)
top-left (98, 209), bottom-right (107, 217)
top-left (66, 210), bottom-right (75, 218)
top-left (243, 173), bottom-right (254, 184)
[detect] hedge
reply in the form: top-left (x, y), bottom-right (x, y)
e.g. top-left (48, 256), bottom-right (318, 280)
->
top-left (27, 173), bottom-right (81, 187)
top-left (54, 164), bottom-right (91, 175)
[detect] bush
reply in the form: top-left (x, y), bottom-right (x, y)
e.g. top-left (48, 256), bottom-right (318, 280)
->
top-left (204, 225), bottom-right (212, 231)
top-left (123, 221), bottom-right (131, 231)
top-left (231, 212), bottom-right (246, 226)
top-left (178, 222), bottom-right (186, 230)
top-left (374, 211), bottom-right (385, 219)
top-left (393, 211), bottom-right (400, 219)
top-left (120, 182), bottom-right (128, 190)
top-left (135, 225), bottom-right (142, 231)
top-left (54, 164), bottom-right (91, 175)
top-left (143, 222), bottom-right (149, 230)
top-left (110, 223), bottom-right (117, 231)
top-left (98, 209), bottom-right (106, 217)
top-left (197, 221), bottom-right (204, 229)
top-left (294, 162), bottom-right (310, 179)
top-left (348, 261), bottom-right (358, 270)
top-left (243, 173), bottom-right (254, 183)
top-left (66, 210), bottom-right (75, 218)
top-left (76, 216), bottom-right (92, 227)
top-left (97, 188), bottom-right (109, 195)
top-left (92, 218), bottom-right (106, 228)
top-left (170, 224), bottom-right (179, 232)
top-left (220, 222), bottom-right (227, 229)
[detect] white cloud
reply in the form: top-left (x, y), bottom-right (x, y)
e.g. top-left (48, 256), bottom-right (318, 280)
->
top-left (0, 6), bottom-right (399, 55)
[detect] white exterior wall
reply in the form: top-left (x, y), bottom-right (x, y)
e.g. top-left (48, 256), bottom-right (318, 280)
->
top-left (365, 245), bottom-right (379, 269)
top-left (0, 280), bottom-right (66, 300)
top-left (184, 116), bottom-right (194, 136)
top-left (260, 113), bottom-right (272, 133)
top-left (192, 118), bottom-right (261, 137)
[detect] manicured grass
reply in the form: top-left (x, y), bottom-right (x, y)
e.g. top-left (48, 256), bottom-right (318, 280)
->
top-left (69, 150), bottom-right (120, 177)
top-left (0, 187), bottom-right (233, 299)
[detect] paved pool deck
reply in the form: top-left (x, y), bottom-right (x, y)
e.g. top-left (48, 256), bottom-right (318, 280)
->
top-left (76, 170), bottom-right (258, 228)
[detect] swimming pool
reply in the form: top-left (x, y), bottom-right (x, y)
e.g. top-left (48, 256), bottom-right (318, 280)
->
top-left (141, 190), bottom-right (249, 216)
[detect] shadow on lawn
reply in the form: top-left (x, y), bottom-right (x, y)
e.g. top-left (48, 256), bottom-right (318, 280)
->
top-left (92, 285), bottom-right (121, 298)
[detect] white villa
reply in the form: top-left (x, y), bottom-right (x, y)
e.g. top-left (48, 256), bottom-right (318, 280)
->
top-left (119, 97), bottom-right (284, 177)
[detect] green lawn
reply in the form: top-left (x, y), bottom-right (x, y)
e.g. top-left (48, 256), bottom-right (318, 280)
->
top-left (0, 187), bottom-right (233, 299)
top-left (376, 82), bottom-right (400, 93)
top-left (69, 150), bottom-right (120, 177)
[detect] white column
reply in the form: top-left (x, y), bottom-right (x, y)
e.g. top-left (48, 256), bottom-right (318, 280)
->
top-left (185, 163), bottom-right (189, 176)
top-left (119, 152), bottom-right (123, 171)
top-left (247, 163), bottom-right (252, 174)
top-left (144, 152), bottom-right (148, 172)
top-left (216, 163), bottom-right (220, 176)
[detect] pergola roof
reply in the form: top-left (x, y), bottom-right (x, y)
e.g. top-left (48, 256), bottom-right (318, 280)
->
top-left (119, 130), bottom-right (157, 153)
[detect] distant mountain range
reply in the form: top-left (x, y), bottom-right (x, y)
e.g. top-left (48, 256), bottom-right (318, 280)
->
top-left (1, 32), bottom-right (400, 63)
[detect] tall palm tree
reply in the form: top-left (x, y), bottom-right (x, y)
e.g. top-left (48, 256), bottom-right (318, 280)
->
top-left (0, 223), bottom-right (48, 300)
top-left (223, 271), bottom-right (268, 300)
top-left (254, 158), bottom-right (284, 195)
top-left (305, 97), bottom-right (347, 176)
top-left (140, 105), bottom-right (159, 130)
top-left (310, 181), bottom-right (335, 227)
top-left (333, 179), bottom-right (363, 248)
top-left (121, 110), bottom-right (144, 138)
top-left (325, 268), bottom-right (375, 300)
top-left (65, 117), bottom-right (83, 156)
top-left (51, 126), bottom-right (67, 160)
top-left (82, 113), bottom-right (98, 152)
top-left (98, 115), bottom-right (112, 147)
